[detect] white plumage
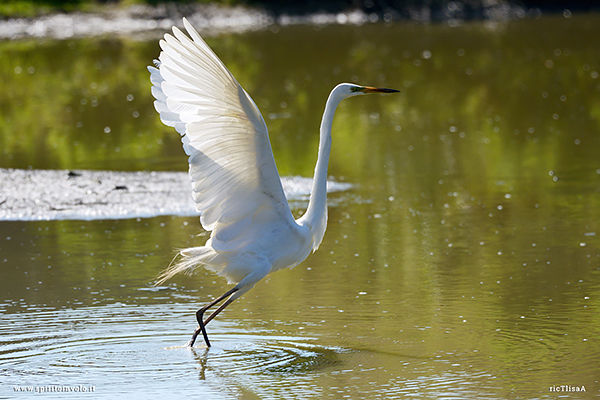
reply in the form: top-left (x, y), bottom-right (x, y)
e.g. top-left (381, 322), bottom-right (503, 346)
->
top-left (149, 18), bottom-right (398, 347)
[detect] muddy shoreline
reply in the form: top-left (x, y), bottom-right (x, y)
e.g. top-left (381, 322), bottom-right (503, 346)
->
top-left (0, 3), bottom-right (277, 40)
top-left (0, 168), bottom-right (352, 221)
top-left (0, 1), bottom-right (539, 40)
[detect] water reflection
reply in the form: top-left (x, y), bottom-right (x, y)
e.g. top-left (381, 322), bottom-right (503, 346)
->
top-left (1, 12), bottom-right (600, 399)
top-left (3, 14), bottom-right (599, 177)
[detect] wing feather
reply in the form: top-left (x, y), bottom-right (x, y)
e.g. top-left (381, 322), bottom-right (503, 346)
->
top-left (149, 18), bottom-right (295, 246)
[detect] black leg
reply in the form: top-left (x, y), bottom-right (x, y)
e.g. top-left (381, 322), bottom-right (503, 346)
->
top-left (187, 287), bottom-right (239, 348)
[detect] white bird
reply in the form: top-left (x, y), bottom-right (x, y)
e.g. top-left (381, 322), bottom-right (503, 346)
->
top-left (149, 18), bottom-right (398, 347)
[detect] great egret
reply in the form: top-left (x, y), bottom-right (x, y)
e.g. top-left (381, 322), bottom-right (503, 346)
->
top-left (149, 18), bottom-right (398, 347)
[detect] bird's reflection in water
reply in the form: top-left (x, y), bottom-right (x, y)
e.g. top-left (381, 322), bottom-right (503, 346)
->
top-left (189, 346), bottom-right (210, 380)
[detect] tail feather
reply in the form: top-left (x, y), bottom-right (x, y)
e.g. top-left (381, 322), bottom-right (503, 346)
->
top-left (155, 246), bottom-right (218, 285)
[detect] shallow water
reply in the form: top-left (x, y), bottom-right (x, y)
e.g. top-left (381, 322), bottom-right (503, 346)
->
top-left (2, 12), bottom-right (600, 399)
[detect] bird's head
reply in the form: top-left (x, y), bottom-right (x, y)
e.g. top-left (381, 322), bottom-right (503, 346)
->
top-left (335, 83), bottom-right (400, 99)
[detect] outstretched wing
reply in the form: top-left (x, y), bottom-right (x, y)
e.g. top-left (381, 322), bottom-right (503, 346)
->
top-left (149, 18), bottom-right (295, 251)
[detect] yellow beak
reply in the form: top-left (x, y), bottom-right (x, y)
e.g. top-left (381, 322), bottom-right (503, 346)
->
top-left (363, 86), bottom-right (400, 93)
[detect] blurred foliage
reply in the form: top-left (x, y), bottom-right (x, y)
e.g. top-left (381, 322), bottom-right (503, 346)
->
top-left (0, 0), bottom-right (90, 17)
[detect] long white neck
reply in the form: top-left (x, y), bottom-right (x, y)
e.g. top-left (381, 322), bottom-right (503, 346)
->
top-left (299, 88), bottom-right (346, 251)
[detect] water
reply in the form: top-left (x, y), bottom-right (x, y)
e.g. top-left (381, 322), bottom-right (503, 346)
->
top-left (2, 12), bottom-right (600, 399)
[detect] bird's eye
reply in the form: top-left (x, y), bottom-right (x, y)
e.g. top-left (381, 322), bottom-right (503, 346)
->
top-left (350, 86), bottom-right (362, 92)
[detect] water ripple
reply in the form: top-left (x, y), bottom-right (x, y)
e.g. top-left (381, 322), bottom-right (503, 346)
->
top-left (0, 302), bottom-right (345, 399)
